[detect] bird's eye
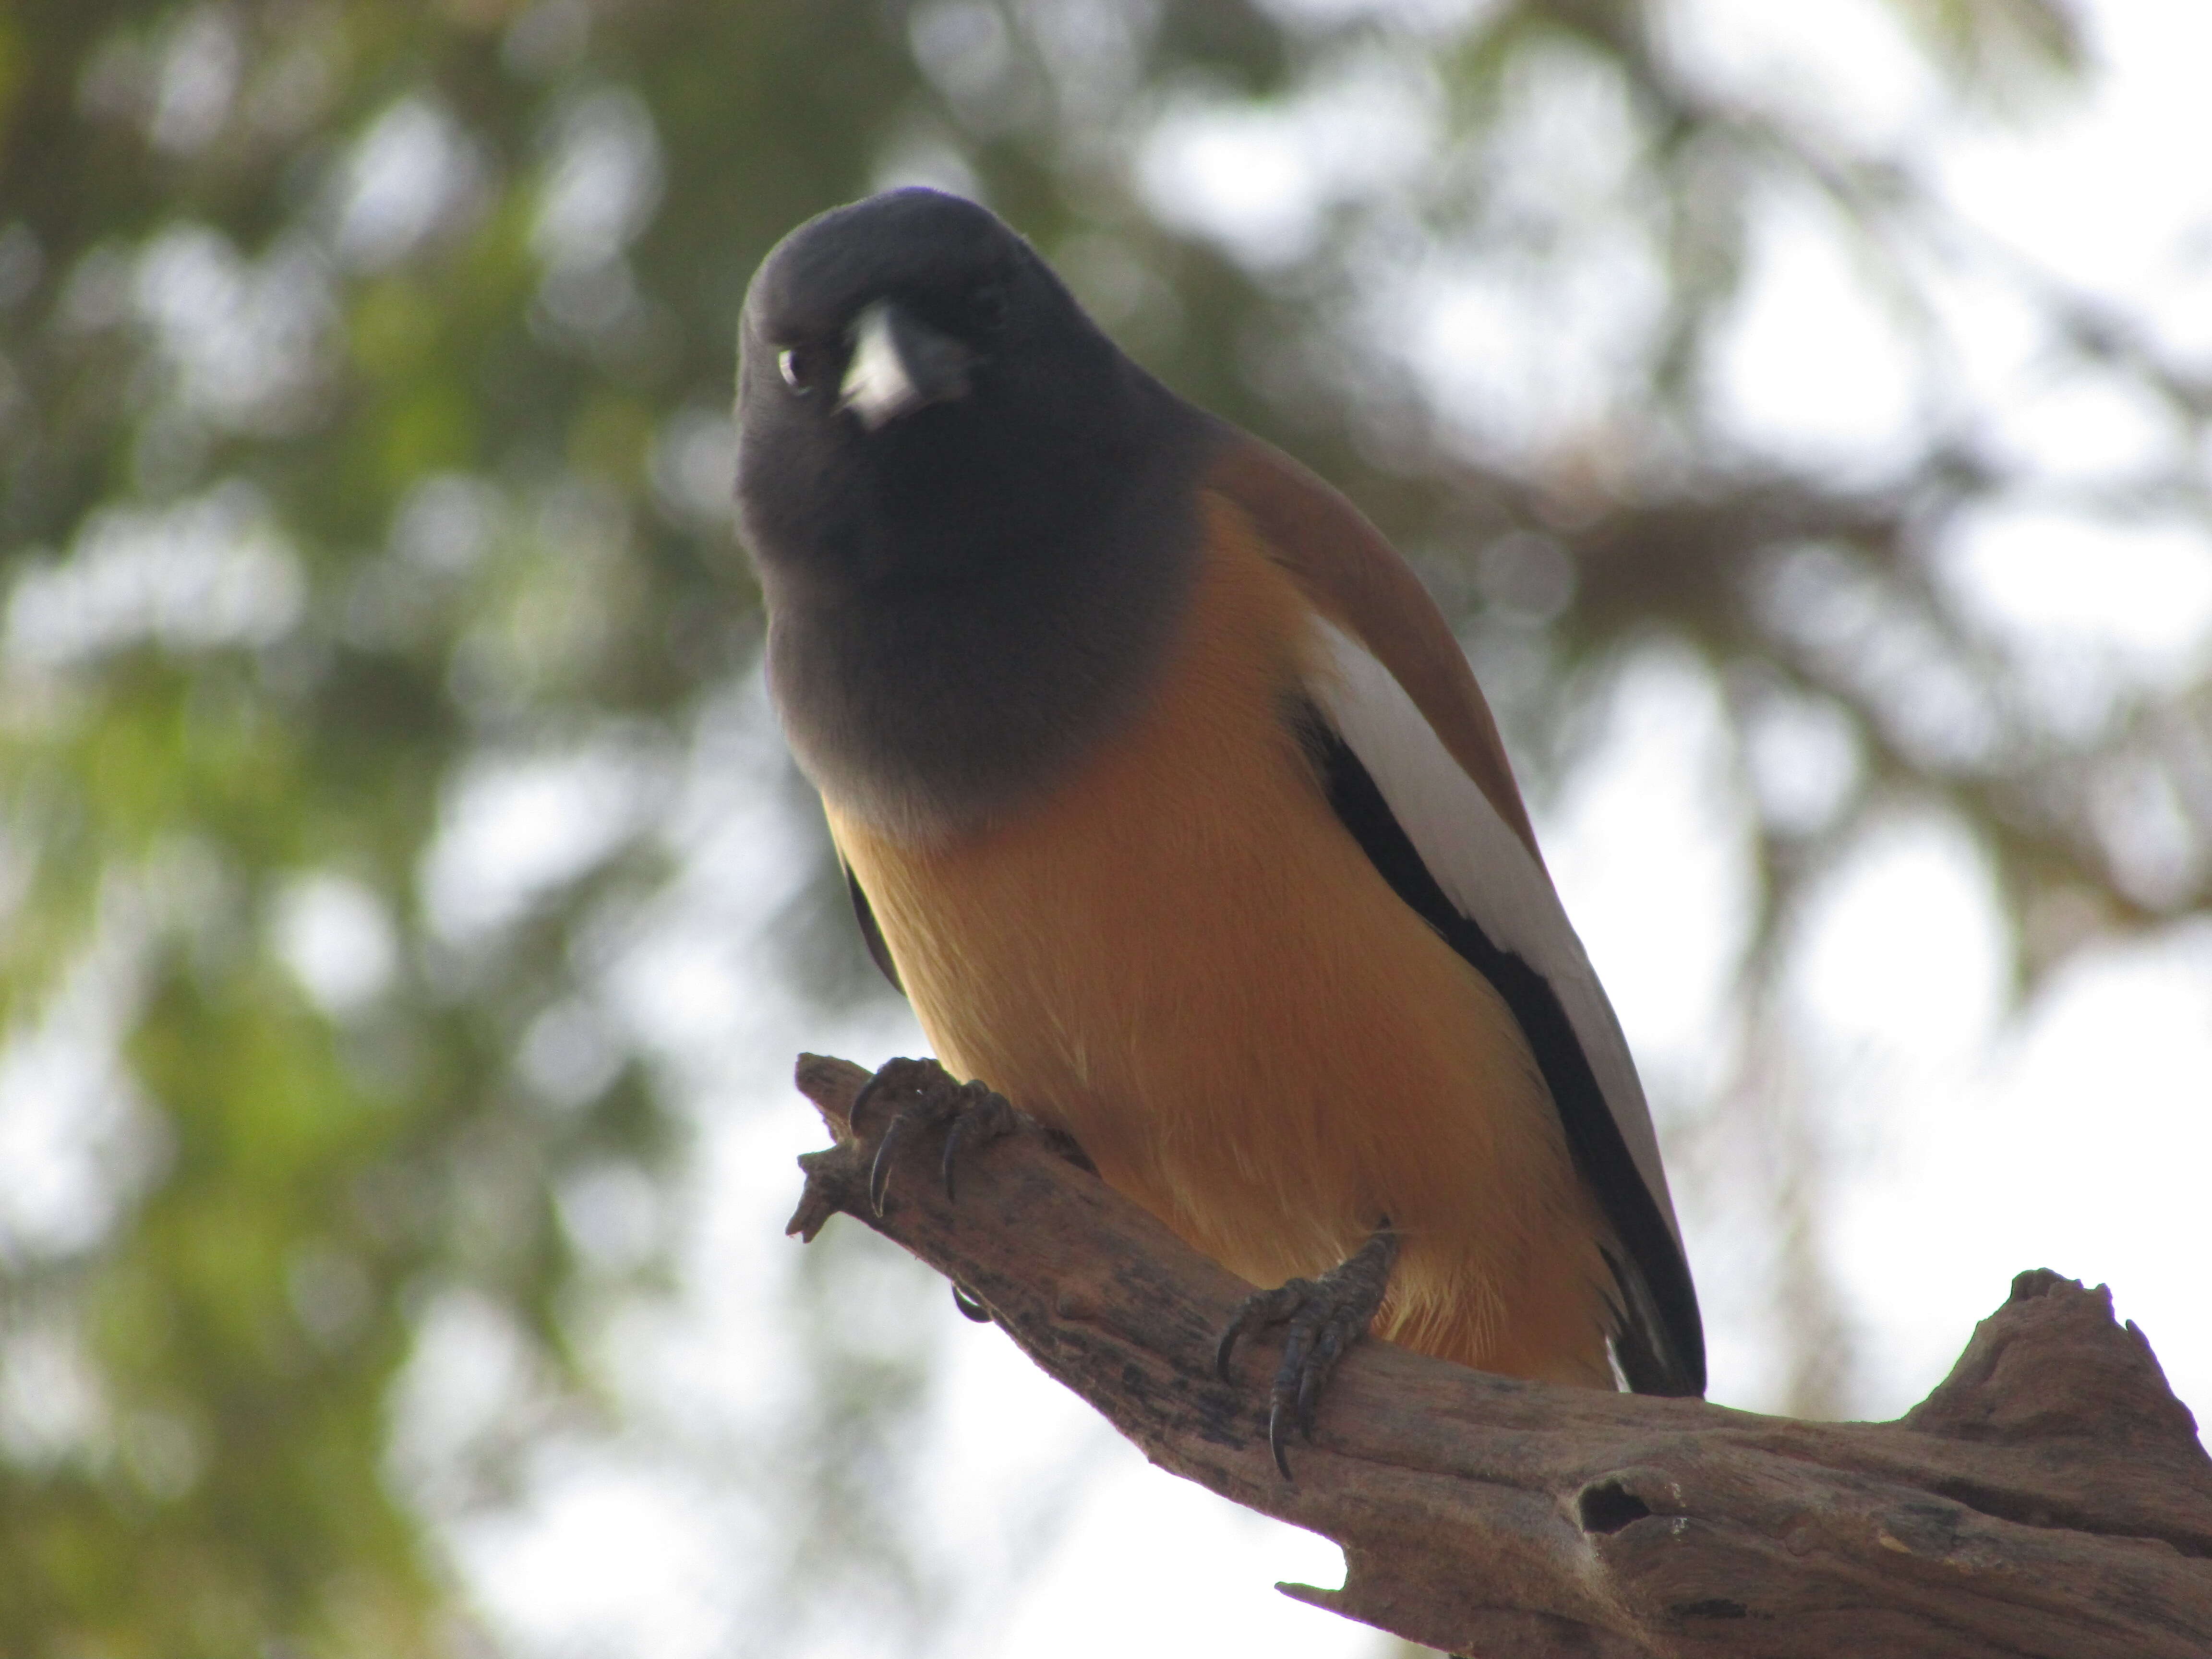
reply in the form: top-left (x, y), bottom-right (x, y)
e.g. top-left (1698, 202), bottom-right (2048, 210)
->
top-left (777, 345), bottom-right (829, 393)
top-left (969, 281), bottom-right (1008, 334)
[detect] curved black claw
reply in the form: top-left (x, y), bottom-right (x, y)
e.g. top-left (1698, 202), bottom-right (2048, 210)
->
top-left (1215, 1226), bottom-right (1399, 1480)
top-left (866, 1109), bottom-right (918, 1214)
top-left (847, 1064), bottom-right (897, 1134)
top-left (950, 1282), bottom-right (992, 1322)
top-left (852, 1056), bottom-right (1029, 1217)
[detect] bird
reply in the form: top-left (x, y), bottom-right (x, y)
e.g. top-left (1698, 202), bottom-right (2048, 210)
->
top-left (734, 187), bottom-right (1704, 1469)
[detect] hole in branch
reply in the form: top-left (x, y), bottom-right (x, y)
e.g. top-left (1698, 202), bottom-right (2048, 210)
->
top-left (1577, 1478), bottom-right (1655, 1535)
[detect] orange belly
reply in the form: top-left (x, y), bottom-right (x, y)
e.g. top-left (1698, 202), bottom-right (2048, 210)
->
top-left (829, 496), bottom-right (1614, 1385)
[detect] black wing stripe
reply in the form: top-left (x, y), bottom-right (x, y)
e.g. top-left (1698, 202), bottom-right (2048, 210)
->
top-left (1295, 703), bottom-right (1706, 1397)
top-left (845, 860), bottom-right (903, 994)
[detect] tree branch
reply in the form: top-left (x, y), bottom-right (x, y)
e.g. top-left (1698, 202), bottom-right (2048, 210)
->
top-left (785, 1054), bottom-right (2212, 1658)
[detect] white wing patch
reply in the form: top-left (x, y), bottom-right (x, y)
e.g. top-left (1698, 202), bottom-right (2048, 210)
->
top-left (1308, 621), bottom-right (1685, 1251)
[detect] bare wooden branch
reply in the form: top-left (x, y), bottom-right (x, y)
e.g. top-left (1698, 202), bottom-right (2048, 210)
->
top-left (785, 1054), bottom-right (2212, 1658)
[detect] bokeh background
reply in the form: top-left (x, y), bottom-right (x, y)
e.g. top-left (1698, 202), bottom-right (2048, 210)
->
top-left (2, 0), bottom-right (2210, 1654)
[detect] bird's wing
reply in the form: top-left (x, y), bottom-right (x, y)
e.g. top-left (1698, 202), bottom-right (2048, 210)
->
top-left (1211, 436), bottom-right (1706, 1396)
top-left (843, 852), bottom-right (903, 993)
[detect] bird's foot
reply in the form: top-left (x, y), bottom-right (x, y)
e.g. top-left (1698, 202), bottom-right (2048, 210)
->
top-left (1215, 1225), bottom-right (1399, 1479)
top-left (851, 1055), bottom-right (1022, 1212)
top-left (848, 1056), bottom-right (1093, 1321)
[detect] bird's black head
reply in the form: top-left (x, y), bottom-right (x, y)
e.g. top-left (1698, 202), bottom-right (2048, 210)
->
top-left (734, 189), bottom-right (1171, 599)
top-left (732, 189), bottom-right (1210, 840)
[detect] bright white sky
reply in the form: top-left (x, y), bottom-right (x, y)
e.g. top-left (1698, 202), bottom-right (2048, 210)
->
top-left (453, 3), bottom-right (2212, 1654)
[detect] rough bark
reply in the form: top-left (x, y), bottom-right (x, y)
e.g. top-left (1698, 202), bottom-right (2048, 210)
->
top-left (784, 1054), bottom-right (2212, 1658)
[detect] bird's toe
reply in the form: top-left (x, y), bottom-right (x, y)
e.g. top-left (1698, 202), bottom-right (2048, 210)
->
top-left (1215, 1226), bottom-right (1399, 1479)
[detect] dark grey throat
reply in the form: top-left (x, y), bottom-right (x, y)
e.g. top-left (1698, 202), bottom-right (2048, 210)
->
top-left (759, 399), bottom-right (1216, 844)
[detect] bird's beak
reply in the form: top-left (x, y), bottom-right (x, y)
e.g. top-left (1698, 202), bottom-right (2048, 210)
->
top-left (839, 300), bottom-right (976, 430)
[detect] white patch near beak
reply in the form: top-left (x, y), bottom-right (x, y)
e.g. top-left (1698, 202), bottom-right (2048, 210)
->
top-left (840, 302), bottom-right (921, 430)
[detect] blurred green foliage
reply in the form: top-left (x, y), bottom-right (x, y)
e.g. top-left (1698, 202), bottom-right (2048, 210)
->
top-left (2, 0), bottom-right (2204, 1654)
